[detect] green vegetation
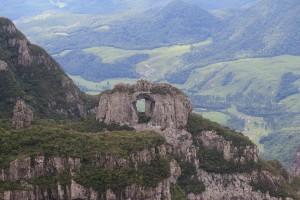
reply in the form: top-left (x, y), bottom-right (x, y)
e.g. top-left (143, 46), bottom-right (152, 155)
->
top-left (0, 20), bottom-right (99, 119)
top-left (194, 137), bottom-right (257, 174)
top-left (186, 113), bottom-right (259, 174)
top-left (150, 85), bottom-right (184, 96)
top-left (200, 111), bottom-right (229, 125)
top-left (75, 156), bottom-right (170, 192)
top-left (0, 117), bottom-right (165, 169)
top-left (177, 161), bottom-right (205, 194)
top-left (81, 40), bottom-right (211, 80)
top-left (251, 176), bottom-right (300, 200)
top-left (248, 160), bottom-right (300, 200)
top-left (259, 160), bottom-right (289, 180)
top-left (0, 181), bottom-right (24, 193)
top-left (28, 170), bottom-right (72, 189)
top-left (0, 117), bottom-right (170, 192)
top-left (260, 129), bottom-right (300, 166)
top-left (186, 113), bottom-right (254, 147)
top-left (170, 184), bottom-right (189, 200)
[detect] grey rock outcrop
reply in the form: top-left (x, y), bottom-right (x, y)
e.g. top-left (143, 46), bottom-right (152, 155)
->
top-left (290, 145), bottom-right (300, 176)
top-left (0, 148), bottom-right (181, 200)
top-left (12, 99), bottom-right (33, 129)
top-left (0, 60), bottom-right (8, 70)
top-left (0, 130), bottom-right (290, 200)
top-left (96, 80), bottom-right (192, 130)
top-left (1, 79), bottom-right (297, 199)
top-left (200, 131), bottom-right (259, 164)
top-left (0, 20), bottom-right (16, 33)
top-left (0, 17), bottom-right (95, 119)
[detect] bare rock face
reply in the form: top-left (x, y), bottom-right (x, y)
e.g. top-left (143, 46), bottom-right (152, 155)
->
top-left (200, 131), bottom-right (259, 164)
top-left (0, 60), bottom-right (8, 70)
top-left (12, 99), bottom-right (33, 129)
top-left (96, 80), bottom-right (192, 130)
top-left (0, 20), bottom-right (16, 33)
top-left (290, 145), bottom-right (300, 176)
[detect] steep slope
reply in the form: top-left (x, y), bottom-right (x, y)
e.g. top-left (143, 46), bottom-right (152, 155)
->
top-left (193, 0), bottom-right (256, 9)
top-left (1, 81), bottom-right (300, 200)
top-left (167, 0), bottom-right (300, 84)
top-left (0, 17), bottom-right (97, 119)
top-left (217, 0), bottom-right (300, 56)
top-left (98, 0), bottom-right (222, 49)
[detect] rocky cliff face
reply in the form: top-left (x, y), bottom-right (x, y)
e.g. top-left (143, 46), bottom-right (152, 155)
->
top-left (96, 80), bottom-right (192, 130)
top-left (2, 80), bottom-right (299, 199)
top-left (0, 60), bottom-right (7, 70)
top-left (0, 17), bottom-right (98, 119)
top-left (12, 99), bottom-right (33, 129)
top-left (0, 148), bottom-right (180, 200)
top-left (291, 145), bottom-right (300, 176)
top-left (0, 128), bottom-right (295, 200)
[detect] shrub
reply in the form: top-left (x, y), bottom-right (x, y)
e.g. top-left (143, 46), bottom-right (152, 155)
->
top-left (177, 161), bottom-right (205, 194)
top-left (186, 113), bottom-right (254, 147)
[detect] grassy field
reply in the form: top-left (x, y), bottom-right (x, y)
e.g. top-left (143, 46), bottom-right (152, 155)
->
top-left (196, 109), bottom-right (269, 151)
top-left (69, 75), bottom-right (139, 93)
top-left (184, 55), bottom-right (300, 97)
top-left (83, 38), bottom-right (212, 79)
top-left (197, 111), bottom-right (229, 125)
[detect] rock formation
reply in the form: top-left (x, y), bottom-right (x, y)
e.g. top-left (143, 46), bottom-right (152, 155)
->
top-left (96, 80), bottom-right (192, 130)
top-left (290, 145), bottom-right (300, 176)
top-left (12, 99), bottom-right (33, 129)
top-left (0, 17), bottom-right (98, 119)
top-left (0, 60), bottom-right (7, 71)
top-left (95, 80), bottom-right (300, 200)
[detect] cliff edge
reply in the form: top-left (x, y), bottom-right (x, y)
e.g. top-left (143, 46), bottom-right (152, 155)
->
top-left (1, 81), bottom-right (300, 200)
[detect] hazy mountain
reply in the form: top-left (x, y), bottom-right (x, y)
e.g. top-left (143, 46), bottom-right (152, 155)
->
top-left (0, 0), bottom-right (257, 20)
top-left (192, 0), bottom-right (256, 9)
top-left (102, 0), bottom-right (222, 49)
top-left (15, 0), bottom-right (222, 54)
top-left (167, 0), bottom-right (300, 84)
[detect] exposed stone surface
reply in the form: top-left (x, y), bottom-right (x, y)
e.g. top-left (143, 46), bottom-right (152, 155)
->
top-left (189, 168), bottom-right (289, 200)
top-left (0, 148), bottom-right (180, 200)
top-left (17, 39), bottom-right (32, 66)
top-left (0, 135), bottom-right (294, 200)
top-left (290, 145), bottom-right (300, 176)
top-left (0, 60), bottom-right (8, 70)
top-left (1, 80), bottom-right (297, 199)
top-left (96, 80), bottom-right (192, 130)
top-left (0, 21), bottom-right (16, 33)
top-left (12, 99), bottom-right (33, 129)
top-left (200, 131), bottom-right (259, 164)
top-left (0, 18), bottom-right (95, 118)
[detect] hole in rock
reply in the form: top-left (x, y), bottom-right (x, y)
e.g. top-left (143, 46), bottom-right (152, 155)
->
top-left (134, 94), bottom-right (155, 124)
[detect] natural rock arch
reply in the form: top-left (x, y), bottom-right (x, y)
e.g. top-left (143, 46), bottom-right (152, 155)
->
top-left (96, 80), bottom-right (192, 130)
top-left (133, 93), bottom-right (155, 124)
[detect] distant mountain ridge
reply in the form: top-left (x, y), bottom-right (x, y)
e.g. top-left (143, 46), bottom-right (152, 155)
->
top-left (167, 0), bottom-right (300, 83)
top-left (0, 0), bottom-right (257, 20)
